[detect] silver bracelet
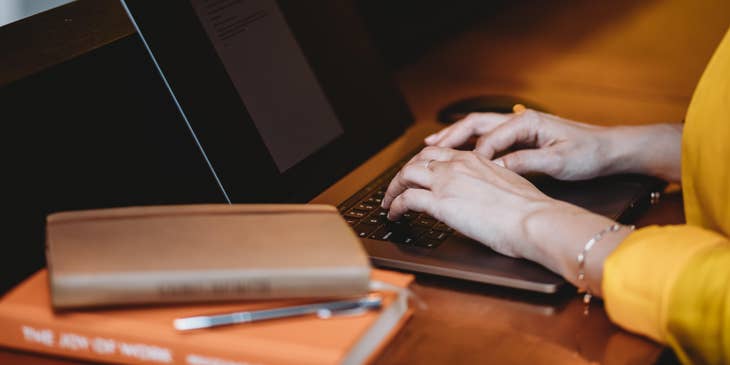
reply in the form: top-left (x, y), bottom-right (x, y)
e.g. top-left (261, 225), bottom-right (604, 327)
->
top-left (577, 223), bottom-right (635, 306)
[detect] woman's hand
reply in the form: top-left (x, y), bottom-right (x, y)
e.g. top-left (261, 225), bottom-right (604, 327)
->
top-left (381, 146), bottom-right (628, 294)
top-left (381, 146), bottom-right (560, 263)
top-left (424, 109), bottom-right (683, 182)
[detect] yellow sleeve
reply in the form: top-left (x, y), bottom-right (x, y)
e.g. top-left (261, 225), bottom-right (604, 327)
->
top-left (602, 225), bottom-right (730, 364)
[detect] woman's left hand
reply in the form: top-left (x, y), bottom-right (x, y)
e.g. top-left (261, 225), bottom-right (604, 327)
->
top-left (381, 146), bottom-right (561, 261)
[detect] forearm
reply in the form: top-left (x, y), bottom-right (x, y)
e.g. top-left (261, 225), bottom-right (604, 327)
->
top-left (518, 120), bottom-right (684, 292)
top-left (602, 123), bottom-right (683, 182)
top-left (527, 122), bottom-right (684, 292)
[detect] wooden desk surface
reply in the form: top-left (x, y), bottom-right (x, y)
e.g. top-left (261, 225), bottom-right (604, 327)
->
top-left (1, 0), bottom-right (727, 364)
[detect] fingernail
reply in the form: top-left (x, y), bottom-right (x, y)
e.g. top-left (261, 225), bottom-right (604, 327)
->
top-left (512, 103), bottom-right (526, 114)
top-left (425, 134), bottom-right (437, 143)
top-left (493, 159), bottom-right (504, 167)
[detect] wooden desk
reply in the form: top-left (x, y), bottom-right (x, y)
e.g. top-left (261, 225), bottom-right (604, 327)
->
top-left (1, 0), bottom-right (727, 364)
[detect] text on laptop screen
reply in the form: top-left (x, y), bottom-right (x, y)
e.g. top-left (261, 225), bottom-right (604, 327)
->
top-left (190, 0), bottom-right (344, 173)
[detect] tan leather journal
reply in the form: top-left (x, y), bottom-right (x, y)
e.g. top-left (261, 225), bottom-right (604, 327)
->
top-left (45, 204), bottom-right (372, 309)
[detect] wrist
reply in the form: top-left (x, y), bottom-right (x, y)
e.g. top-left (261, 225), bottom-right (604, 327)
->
top-left (579, 224), bottom-right (632, 297)
top-left (522, 200), bottom-right (618, 286)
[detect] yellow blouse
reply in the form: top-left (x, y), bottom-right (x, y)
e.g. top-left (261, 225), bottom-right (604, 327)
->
top-left (602, 27), bottom-right (730, 365)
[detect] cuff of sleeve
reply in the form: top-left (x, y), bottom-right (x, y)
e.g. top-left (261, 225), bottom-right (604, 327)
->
top-left (602, 225), bottom-right (725, 342)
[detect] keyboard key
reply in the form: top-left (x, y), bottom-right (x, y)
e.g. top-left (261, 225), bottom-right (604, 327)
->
top-left (365, 196), bottom-right (383, 205)
top-left (433, 222), bottom-right (454, 232)
top-left (354, 223), bottom-right (379, 238)
top-left (388, 219), bottom-right (409, 228)
top-left (402, 236), bottom-right (417, 245)
top-left (373, 208), bottom-right (389, 221)
top-left (369, 221), bottom-right (407, 242)
top-left (414, 238), bottom-right (442, 248)
top-left (344, 209), bottom-right (368, 219)
top-left (370, 225), bottom-right (397, 241)
top-left (402, 211), bottom-right (417, 221)
top-left (424, 230), bottom-right (449, 241)
top-left (398, 225), bottom-right (429, 245)
top-left (356, 202), bottom-right (376, 211)
top-left (406, 226), bottom-right (429, 238)
top-left (363, 216), bottom-right (381, 225)
top-left (413, 216), bottom-right (437, 228)
top-left (388, 232), bottom-right (411, 244)
top-left (344, 217), bottom-right (359, 226)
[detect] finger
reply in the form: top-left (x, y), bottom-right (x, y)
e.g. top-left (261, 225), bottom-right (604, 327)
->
top-left (424, 119), bottom-right (470, 146)
top-left (434, 113), bottom-right (512, 148)
top-left (400, 145), bottom-right (459, 173)
top-left (397, 146), bottom-right (461, 178)
top-left (382, 147), bottom-right (460, 208)
top-left (424, 127), bottom-right (450, 145)
top-left (387, 188), bottom-right (436, 220)
top-left (473, 114), bottom-right (536, 158)
top-left (382, 147), bottom-right (455, 208)
top-left (429, 114), bottom-right (484, 147)
top-left (424, 117), bottom-right (469, 145)
top-left (493, 149), bottom-right (560, 176)
top-left (414, 145), bottom-right (461, 163)
top-left (382, 164), bottom-right (434, 209)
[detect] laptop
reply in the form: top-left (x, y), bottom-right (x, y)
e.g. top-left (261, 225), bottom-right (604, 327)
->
top-left (120, 0), bottom-right (664, 293)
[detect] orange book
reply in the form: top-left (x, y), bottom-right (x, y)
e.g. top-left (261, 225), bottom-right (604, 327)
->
top-left (0, 269), bottom-right (413, 365)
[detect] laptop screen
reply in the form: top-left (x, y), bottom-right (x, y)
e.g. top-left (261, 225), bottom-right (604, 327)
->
top-left (189, 0), bottom-right (344, 173)
top-left (121, 0), bottom-right (413, 203)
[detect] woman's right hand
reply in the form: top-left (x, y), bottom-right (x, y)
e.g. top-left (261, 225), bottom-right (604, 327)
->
top-left (424, 109), bottom-right (683, 182)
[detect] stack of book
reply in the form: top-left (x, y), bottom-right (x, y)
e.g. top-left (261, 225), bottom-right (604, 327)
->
top-left (0, 205), bottom-right (414, 365)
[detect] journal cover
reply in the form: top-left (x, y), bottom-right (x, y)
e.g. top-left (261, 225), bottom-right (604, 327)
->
top-left (45, 204), bottom-right (372, 308)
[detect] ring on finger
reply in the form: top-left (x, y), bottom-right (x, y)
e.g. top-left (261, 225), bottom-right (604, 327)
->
top-left (424, 159), bottom-right (435, 169)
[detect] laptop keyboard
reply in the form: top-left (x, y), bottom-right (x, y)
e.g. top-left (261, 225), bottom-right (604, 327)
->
top-left (337, 150), bottom-right (455, 249)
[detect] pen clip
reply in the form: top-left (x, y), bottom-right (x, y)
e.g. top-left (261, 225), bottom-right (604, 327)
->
top-left (315, 298), bottom-right (379, 319)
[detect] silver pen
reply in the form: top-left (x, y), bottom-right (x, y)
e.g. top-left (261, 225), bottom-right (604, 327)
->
top-left (174, 294), bottom-right (383, 331)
